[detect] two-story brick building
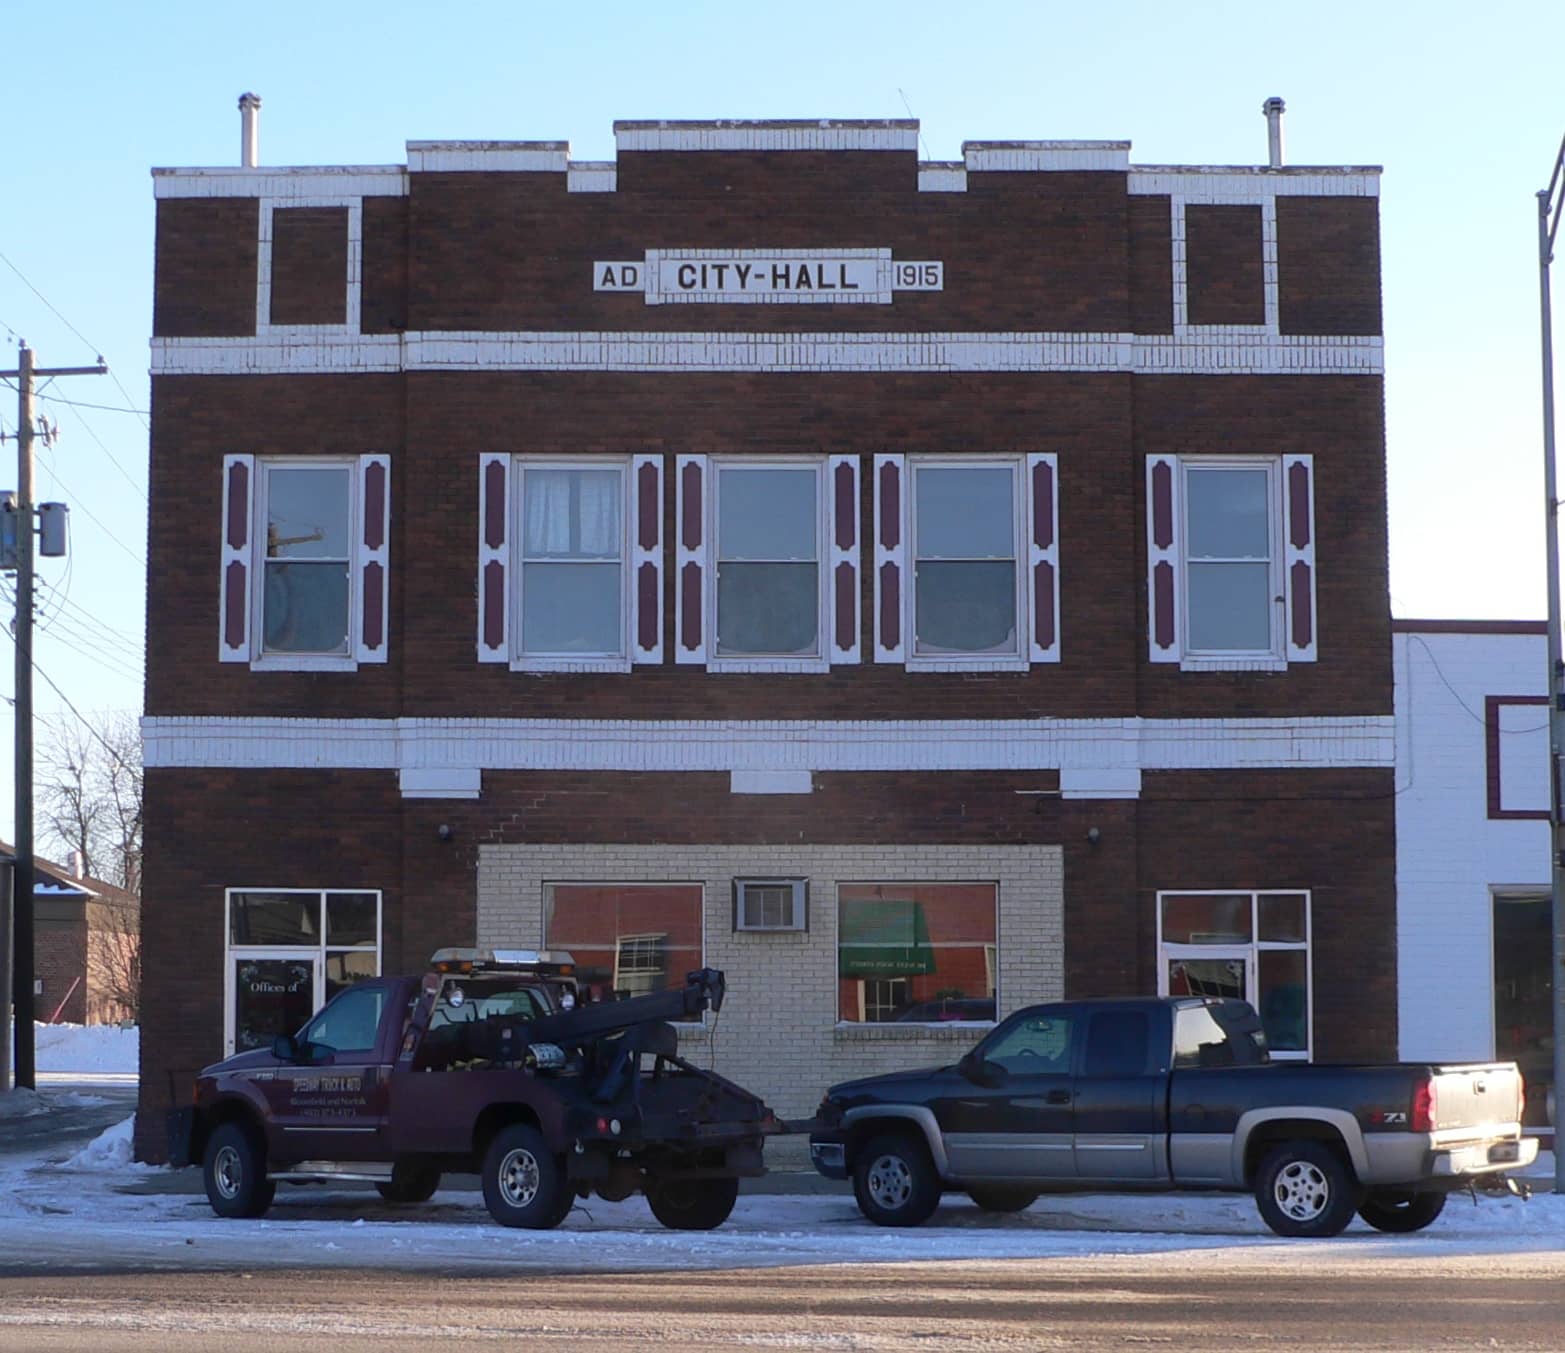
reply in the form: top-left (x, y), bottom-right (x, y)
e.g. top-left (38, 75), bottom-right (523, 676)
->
top-left (135, 113), bottom-right (1394, 1161)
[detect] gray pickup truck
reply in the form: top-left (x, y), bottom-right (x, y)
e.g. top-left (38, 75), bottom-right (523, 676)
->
top-left (809, 997), bottom-right (1537, 1237)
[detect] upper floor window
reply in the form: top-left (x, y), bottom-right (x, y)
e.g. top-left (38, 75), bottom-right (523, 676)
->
top-left (518, 463), bottom-right (628, 665)
top-left (912, 462), bottom-right (1023, 661)
top-left (219, 454), bottom-right (389, 671)
top-left (478, 454), bottom-right (663, 670)
top-left (873, 454), bottom-right (1058, 670)
top-left (1146, 453), bottom-right (1316, 670)
top-left (714, 462), bottom-right (823, 663)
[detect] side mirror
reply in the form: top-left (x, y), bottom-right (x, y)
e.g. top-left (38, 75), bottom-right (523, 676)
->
top-left (959, 1052), bottom-right (1006, 1087)
top-left (271, 1033), bottom-right (298, 1062)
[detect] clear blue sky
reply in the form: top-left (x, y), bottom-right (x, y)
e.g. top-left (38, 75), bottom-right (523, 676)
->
top-left (0, 0), bottom-right (1561, 839)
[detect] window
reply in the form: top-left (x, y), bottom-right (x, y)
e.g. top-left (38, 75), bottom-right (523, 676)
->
top-left (224, 888), bottom-right (382, 1055)
top-left (517, 463), bottom-right (629, 665)
top-left (1157, 890), bottom-right (1311, 1059)
top-left (837, 883), bottom-right (997, 1024)
top-left (983, 1010), bottom-right (1073, 1072)
top-left (1146, 454), bottom-right (1316, 669)
top-left (219, 454), bottom-right (390, 670)
top-left (478, 454), bottom-right (662, 669)
top-left (1184, 463), bottom-right (1275, 654)
top-left (734, 878), bottom-right (807, 932)
top-left (543, 883), bottom-right (703, 1013)
top-left (714, 462), bottom-right (824, 663)
top-left (912, 463), bottom-right (1022, 659)
top-left (300, 985), bottom-right (386, 1056)
top-left (874, 454), bottom-right (1058, 669)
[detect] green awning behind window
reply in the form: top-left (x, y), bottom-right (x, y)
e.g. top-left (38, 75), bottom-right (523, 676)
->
top-left (839, 899), bottom-right (936, 978)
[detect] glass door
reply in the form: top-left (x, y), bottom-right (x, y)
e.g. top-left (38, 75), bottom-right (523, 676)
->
top-left (1164, 949), bottom-right (1251, 1003)
top-left (228, 952), bottom-right (321, 1056)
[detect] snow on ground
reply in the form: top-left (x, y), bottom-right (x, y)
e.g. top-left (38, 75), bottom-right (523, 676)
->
top-left (33, 1021), bottom-right (138, 1075)
top-left (0, 1117), bottom-right (1560, 1275)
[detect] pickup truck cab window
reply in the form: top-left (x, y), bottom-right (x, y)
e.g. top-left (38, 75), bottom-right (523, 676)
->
top-left (982, 1012), bottom-right (1073, 1073)
top-left (299, 984), bottom-right (385, 1056)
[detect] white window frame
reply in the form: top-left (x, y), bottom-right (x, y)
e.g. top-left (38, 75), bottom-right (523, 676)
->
top-left (250, 457), bottom-right (360, 672)
top-left (222, 887), bottom-right (383, 1057)
top-left (613, 931), bottom-right (667, 998)
top-left (1156, 888), bottom-right (1312, 1061)
top-left (733, 877), bottom-right (808, 932)
top-left (906, 456), bottom-right (1028, 672)
top-left (1177, 456), bottom-right (1285, 672)
top-left (511, 457), bottom-right (633, 673)
top-left (707, 457), bottom-right (829, 673)
top-left (859, 976), bottom-right (911, 1023)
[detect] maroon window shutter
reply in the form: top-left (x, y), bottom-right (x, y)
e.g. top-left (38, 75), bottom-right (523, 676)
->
top-left (633, 454), bottom-right (664, 664)
top-left (356, 454), bottom-right (390, 663)
top-left (1026, 453), bottom-right (1060, 664)
top-left (1146, 455), bottom-right (1182, 663)
top-left (219, 454), bottom-right (255, 662)
top-left (828, 454), bottom-right (861, 664)
top-left (1284, 454), bottom-right (1318, 662)
top-left (674, 455), bottom-right (708, 664)
top-left (477, 454), bottom-right (510, 662)
top-left (873, 454), bottom-right (906, 663)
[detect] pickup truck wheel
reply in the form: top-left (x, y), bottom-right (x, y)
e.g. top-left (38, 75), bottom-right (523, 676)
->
top-left (376, 1162), bottom-right (441, 1205)
top-left (1357, 1189), bottom-right (1447, 1233)
top-left (853, 1133), bottom-right (940, 1228)
top-left (967, 1186), bottom-right (1039, 1214)
top-left (481, 1124), bottom-right (568, 1229)
top-left (202, 1122), bottom-right (275, 1220)
top-left (1254, 1141), bottom-right (1360, 1238)
top-left (645, 1176), bottom-right (739, 1230)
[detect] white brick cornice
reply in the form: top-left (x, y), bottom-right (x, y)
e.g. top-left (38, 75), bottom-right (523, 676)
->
top-left (150, 330), bottom-right (1383, 377)
top-left (143, 715), bottom-right (1396, 785)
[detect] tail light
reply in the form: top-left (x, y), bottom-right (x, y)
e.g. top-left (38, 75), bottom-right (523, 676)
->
top-left (1411, 1077), bottom-right (1436, 1132)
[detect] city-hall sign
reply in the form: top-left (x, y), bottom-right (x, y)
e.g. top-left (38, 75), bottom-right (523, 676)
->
top-left (594, 249), bottom-right (942, 305)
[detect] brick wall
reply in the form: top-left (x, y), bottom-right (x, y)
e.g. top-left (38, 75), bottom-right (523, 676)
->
top-left (35, 907), bottom-right (88, 1024)
top-left (268, 207), bottom-right (348, 325)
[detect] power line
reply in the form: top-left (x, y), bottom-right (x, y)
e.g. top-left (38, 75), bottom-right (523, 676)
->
top-left (35, 391), bottom-right (148, 502)
top-left (24, 396), bottom-right (148, 417)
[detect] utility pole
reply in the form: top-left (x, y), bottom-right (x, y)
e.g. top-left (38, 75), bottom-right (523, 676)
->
top-left (1539, 134), bottom-right (1565, 1195)
top-left (0, 343), bottom-right (105, 1090)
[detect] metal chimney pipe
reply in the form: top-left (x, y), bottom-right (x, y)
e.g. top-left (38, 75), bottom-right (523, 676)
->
top-left (239, 92), bottom-right (262, 168)
top-left (1262, 97), bottom-right (1286, 169)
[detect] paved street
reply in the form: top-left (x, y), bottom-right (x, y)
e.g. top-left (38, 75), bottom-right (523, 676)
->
top-left (2, 1253), bottom-right (1564, 1350)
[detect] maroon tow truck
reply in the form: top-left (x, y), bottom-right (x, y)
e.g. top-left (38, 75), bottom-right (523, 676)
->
top-left (168, 949), bottom-right (783, 1230)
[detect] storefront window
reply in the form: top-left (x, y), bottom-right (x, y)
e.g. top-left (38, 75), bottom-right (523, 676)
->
top-left (225, 888), bottom-right (381, 1055)
top-left (837, 883), bottom-right (997, 1024)
top-left (1158, 889), bottom-right (1311, 1059)
top-left (543, 883), bottom-right (704, 1015)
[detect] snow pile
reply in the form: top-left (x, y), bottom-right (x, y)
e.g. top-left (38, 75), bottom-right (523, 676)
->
top-left (60, 1117), bottom-right (156, 1173)
top-left (34, 1022), bottom-right (138, 1075)
top-left (0, 1088), bottom-right (45, 1121)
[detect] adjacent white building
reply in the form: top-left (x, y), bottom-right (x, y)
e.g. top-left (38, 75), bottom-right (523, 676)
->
top-left (1394, 620), bottom-right (1554, 1129)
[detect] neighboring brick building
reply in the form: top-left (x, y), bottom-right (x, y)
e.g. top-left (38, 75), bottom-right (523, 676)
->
top-left (4, 849), bottom-right (140, 1026)
top-left (1393, 621), bottom-right (1555, 1131)
top-left (136, 114), bottom-right (1394, 1161)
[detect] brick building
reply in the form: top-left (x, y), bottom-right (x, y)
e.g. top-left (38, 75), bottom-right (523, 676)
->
top-left (135, 114), bottom-right (1394, 1161)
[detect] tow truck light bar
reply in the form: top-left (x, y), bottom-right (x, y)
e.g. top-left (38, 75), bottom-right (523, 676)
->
top-left (429, 947), bottom-right (576, 977)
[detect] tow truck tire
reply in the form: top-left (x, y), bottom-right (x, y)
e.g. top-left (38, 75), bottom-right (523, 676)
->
top-left (481, 1124), bottom-right (568, 1229)
top-left (853, 1132), bottom-right (941, 1227)
top-left (1254, 1140), bottom-right (1360, 1238)
top-left (645, 1176), bottom-right (739, 1230)
top-left (967, 1186), bottom-right (1039, 1213)
top-left (1357, 1189), bottom-right (1447, 1233)
top-left (376, 1162), bottom-right (441, 1204)
top-left (202, 1121), bottom-right (275, 1219)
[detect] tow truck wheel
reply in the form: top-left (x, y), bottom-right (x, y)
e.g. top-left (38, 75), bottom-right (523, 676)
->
top-left (481, 1124), bottom-right (569, 1229)
top-left (376, 1162), bottom-right (441, 1204)
top-left (853, 1132), bottom-right (940, 1227)
top-left (967, 1186), bottom-right (1039, 1213)
top-left (202, 1121), bottom-right (275, 1219)
top-left (1357, 1189), bottom-right (1447, 1233)
top-left (1254, 1140), bottom-right (1361, 1238)
top-left (645, 1176), bottom-right (739, 1230)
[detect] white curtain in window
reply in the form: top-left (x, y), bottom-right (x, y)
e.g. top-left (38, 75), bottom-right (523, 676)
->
top-left (526, 469), bottom-right (619, 558)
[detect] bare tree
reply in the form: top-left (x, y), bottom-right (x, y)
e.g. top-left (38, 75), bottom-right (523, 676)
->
top-left (36, 710), bottom-right (142, 893)
top-left (87, 894), bottom-right (141, 1023)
